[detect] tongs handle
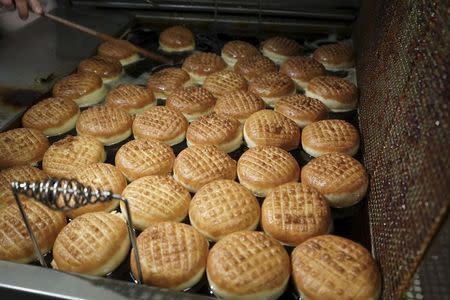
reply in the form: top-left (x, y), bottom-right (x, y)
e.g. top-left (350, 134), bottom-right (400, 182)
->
top-left (43, 12), bottom-right (172, 64)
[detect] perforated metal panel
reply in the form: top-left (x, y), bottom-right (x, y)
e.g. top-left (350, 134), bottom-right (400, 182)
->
top-left (355, 0), bottom-right (450, 299)
top-left (415, 216), bottom-right (449, 299)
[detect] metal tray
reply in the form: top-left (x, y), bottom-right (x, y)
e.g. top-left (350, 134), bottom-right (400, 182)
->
top-left (2, 25), bottom-right (369, 300)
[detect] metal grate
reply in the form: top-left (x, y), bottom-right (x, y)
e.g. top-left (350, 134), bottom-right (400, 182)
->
top-left (355, 0), bottom-right (450, 299)
top-left (71, 0), bottom-right (358, 20)
top-left (415, 215), bottom-right (450, 299)
top-left (405, 216), bottom-right (449, 300)
top-left (405, 274), bottom-right (425, 300)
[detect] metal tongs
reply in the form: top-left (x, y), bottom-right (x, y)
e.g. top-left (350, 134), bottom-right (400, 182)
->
top-left (11, 178), bottom-right (143, 284)
top-left (39, 11), bottom-right (172, 65)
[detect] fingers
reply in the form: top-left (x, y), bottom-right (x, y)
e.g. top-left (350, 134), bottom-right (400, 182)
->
top-left (0, 0), bottom-right (14, 10)
top-left (1, 0), bottom-right (42, 19)
top-left (15, 0), bottom-right (29, 19)
top-left (28, 0), bottom-right (42, 14)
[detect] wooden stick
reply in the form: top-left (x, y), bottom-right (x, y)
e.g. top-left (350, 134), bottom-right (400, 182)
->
top-left (43, 12), bottom-right (172, 64)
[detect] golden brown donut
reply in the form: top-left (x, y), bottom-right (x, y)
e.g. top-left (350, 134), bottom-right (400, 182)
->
top-left (291, 235), bottom-right (381, 300)
top-left (78, 55), bottom-right (123, 84)
top-left (313, 43), bottom-right (355, 70)
top-left (173, 145), bottom-right (237, 193)
top-left (0, 128), bottom-right (49, 169)
top-left (234, 54), bottom-right (277, 82)
top-left (221, 40), bottom-right (260, 67)
top-left (132, 106), bottom-right (188, 146)
top-left (261, 36), bottom-right (303, 65)
top-left (203, 69), bottom-right (248, 98)
top-left (214, 90), bottom-right (266, 124)
top-left (280, 56), bottom-right (326, 90)
top-left (182, 52), bottom-right (227, 84)
top-left (105, 84), bottom-right (156, 115)
top-left (65, 163), bottom-right (127, 219)
top-left (189, 179), bottom-right (260, 241)
top-left (166, 86), bottom-right (216, 122)
top-left (98, 39), bottom-right (140, 66)
top-left (261, 182), bottom-right (331, 246)
top-left (22, 97), bottom-right (80, 136)
top-left (248, 72), bottom-right (296, 107)
top-left (42, 135), bottom-right (105, 179)
top-left (115, 138), bottom-right (175, 182)
top-left (121, 175), bottom-right (190, 231)
top-left (237, 146), bottom-right (300, 197)
top-left (243, 110), bottom-right (300, 151)
top-left (130, 222), bottom-right (209, 290)
top-left (305, 76), bottom-right (358, 112)
top-left (52, 212), bottom-right (130, 276)
top-left (301, 153), bottom-right (368, 208)
top-left (302, 119), bottom-right (360, 157)
top-left (0, 166), bottom-right (48, 210)
top-left (147, 67), bottom-right (193, 100)
top-left (52, 73), bottom-right (107, 107)
top-left (159, 26), bottom-right (195, 53)
top-left (274, 94), bottom-right (328, 128)
top-left (76, 106), bottom-right (132, 146)
top-left (207, 231), bottom-right (290, 299)
top-left (0, 200), bottom-right (66, 263)
top-left (186, 113), bottom-right (243, 153)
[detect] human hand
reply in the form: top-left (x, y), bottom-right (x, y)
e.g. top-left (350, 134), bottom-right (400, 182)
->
top-left (0, 0), bottom-right (43, 20)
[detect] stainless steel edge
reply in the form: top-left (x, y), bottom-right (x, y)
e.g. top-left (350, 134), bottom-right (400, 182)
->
top-left (0, 261), bottom-right (213, 300)
top-left (71, 1), bottom-right (357, 21)
top-left (0, 6), bottom-right (133, 132)
top-left (0, 6), bottom-right (133, 92)
top-left (134, 12), bottom-right (352, 32)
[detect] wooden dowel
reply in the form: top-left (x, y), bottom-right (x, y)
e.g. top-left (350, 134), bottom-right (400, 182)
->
top-left (43, 12), bottom-right (172, 64)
